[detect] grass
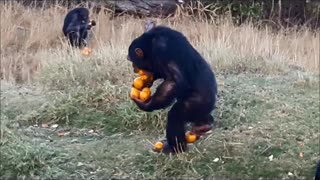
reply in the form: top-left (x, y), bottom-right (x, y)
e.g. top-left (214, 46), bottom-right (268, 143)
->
top-left (1, 1), bottom-right (320, 180)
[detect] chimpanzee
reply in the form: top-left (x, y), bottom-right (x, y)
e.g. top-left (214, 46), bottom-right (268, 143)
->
top-left (315, 161), bottom-right (320, 180)
top-left (127, 20), bottom-right (218, 154)
top-left (62, 7), bottom-right (96, 48)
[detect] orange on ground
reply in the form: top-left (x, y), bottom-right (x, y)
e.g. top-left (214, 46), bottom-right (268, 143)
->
top-left (81, 47), bottom-right (92, 56)
top-left (130, 87), bottom-right (140, 99)
top-left (186, 131), bottom-right (197, 143)
top-left (133, 77), bottom-right (144, 90)
top-left (153, 141), bottom-right (164, 151)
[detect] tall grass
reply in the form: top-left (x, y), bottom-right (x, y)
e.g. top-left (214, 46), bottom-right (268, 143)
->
top-left (0, 2), bottom-right (319, 83)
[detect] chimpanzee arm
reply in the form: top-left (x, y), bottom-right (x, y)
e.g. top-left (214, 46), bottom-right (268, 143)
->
top-left (132, 63), bottom-right (186, 112)
top-left (133, 80), bottom-right (176, 112)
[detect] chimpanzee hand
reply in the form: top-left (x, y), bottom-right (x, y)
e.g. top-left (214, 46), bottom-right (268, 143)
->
top-left (89, 20), bottom-right (96, 26)
top-left (130, 95), bottom-right (152, 112)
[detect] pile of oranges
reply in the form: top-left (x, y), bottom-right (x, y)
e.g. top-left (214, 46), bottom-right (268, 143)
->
top-left (130, 69), bottom-right (154, 102)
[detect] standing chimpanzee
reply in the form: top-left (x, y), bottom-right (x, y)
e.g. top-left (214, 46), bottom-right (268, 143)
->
top-left (127, 21), bottom-right (218, 154)
top-left (62, 7), bottom-right (96, 48)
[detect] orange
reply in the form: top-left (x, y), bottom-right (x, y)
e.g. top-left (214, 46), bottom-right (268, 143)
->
top-left (137, 69), bottom-right (146, 76)
top-left (138, 70), bottom-right (154, 82)
top-left (140, 74), bottom-right (149, 81)
top-left (133, 77), bottom-right (144, 90)
top-left (153, 141), bottom-right (164, 151)
top-left (186, 131), bottom-right (197, 143)
top-left (141, 74), bottom-right (154, 82)
top-left (81, 47), bottom-right (92, 56)
top-left (130, 87), bottom-right (140, 99)
top-left (140, 88), bottom-right (151, 101)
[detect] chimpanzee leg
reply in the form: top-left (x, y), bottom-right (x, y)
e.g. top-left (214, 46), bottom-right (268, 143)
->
top-left (191, 114), bottom-right (214, 136)
top-left (183, 94), bottom-right (216, 136)
top-left (67, 31), bottom-right (80, 47)
top-left (166, 102), bottom-right (187, 153)
top-left (79, 30), bottom-right (88, 48)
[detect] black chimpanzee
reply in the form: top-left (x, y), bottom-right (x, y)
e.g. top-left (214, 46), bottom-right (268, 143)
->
top-left (127, 20), bottom-right (218, 154)
top-left (315, 161), bottom-right (320, 180)
top-left (62, 7), bottom-right (96, 48)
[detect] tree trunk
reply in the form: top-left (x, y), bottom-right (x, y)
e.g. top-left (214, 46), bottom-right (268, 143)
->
top-left (105, 0), bottom-right (181, 17)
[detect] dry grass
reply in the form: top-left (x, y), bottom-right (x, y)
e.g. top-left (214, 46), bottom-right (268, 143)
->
top-left (0, 2), bottom-right (319, 84)
top-left (1, 2), bottom-right (319, 179)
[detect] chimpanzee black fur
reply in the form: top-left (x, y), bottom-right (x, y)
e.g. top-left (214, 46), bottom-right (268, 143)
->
top-left (315, 161), bottom-right (320, 180)
top-left (62, 7), bottom-right (96, 48)
top-left (127, 21), bottom-right (218, 154)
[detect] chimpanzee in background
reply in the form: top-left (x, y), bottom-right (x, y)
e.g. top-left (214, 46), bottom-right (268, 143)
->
top-left (62, 7), bottom-right (96, 48)
top-left (127, 20), bottom-right (218, 154)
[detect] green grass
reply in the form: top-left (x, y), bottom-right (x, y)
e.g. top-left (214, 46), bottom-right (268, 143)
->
top-left (1, 60), bottom-right (319, 179)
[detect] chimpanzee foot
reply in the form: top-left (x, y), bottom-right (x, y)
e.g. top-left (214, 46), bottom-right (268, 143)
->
top-left (191, 123), bottom-right (213, 137)
top-left (152, 140), bottom-right (187, 155)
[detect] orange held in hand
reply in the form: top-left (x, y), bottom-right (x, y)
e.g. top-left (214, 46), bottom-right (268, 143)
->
top-left (185, 131), bottom-right (197, 143)
top-left (137, 69), bottom-right (146, 76)
top-left (130, 87), bottom-right (140, 99)
top-left (140, 87), bottom-right (151, 101)
top-left (137, 70), bottom-right (154, 82)
top-left (133, 77), bottom-right (145, 90)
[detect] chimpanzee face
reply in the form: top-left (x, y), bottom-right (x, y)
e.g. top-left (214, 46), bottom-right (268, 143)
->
top-left (127, 44), bottom-right (153, 73)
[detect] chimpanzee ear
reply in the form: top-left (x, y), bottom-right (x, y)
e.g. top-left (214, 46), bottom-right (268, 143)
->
top-left (135, 48), bottom-right (144, 58)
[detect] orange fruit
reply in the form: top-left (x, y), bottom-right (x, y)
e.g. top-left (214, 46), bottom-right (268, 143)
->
top-left (137, 69), bottom-right (146, 76)
top-left (141, 74), bottom-right (154, 82)
top-left (186, 131), bottom-right (197, 143)
top-left (85, 47), bottom-right (92, 53)
top-left (81, 47), bottom-right (92, 56)
top-left (130, 87), bottom-right (140, 99)
top-left (133, 77), bottom-right (144, 90)
top-left (138, 70), bottom-right (154, 82)
top-left (140, 74), bottom-right (149, 81)
top-left (140, 88), bottom-right (151, 101)
top-left (153, 141), bottom-right (164, 151)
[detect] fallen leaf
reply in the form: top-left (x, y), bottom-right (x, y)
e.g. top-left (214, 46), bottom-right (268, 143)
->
top-left (51, 124), bottom-right (58, 128)
top-left (58, 132), bottom-right (65, 137)
top-left (77, 162), bottom-right (84, 166)
top-left (64, 132), bottom-right (71, 136)
top-left (71, 139), bottom-right (79, 143)
top-left (41, 124), bottom-right (49, 128)
top-left (88, 129), bottom-right (94, 133)
top-left (299, 152), bottom-right (304, 158)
